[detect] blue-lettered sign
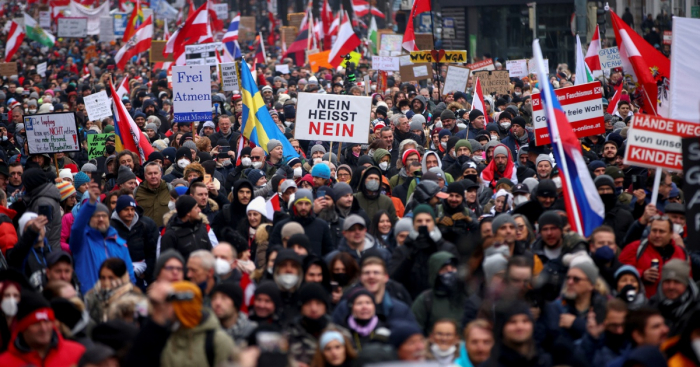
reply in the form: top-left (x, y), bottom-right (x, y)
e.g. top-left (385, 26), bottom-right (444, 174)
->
top-left (113, 13), bottom-right (129, 36)
top-left (172, 65), bottom-right (213, 122)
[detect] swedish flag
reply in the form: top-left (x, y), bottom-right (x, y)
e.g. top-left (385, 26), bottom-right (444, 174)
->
top-left (239, 61), bottom-right (298, 159)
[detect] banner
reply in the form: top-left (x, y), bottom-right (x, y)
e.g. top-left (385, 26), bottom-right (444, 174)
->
top-left (466, 59), bottom-right (494, 75)
top-left (294, 93), bottom-right (372, 144)
top-left (185, 43), bottom-right (224, 66)
top-left (624, 114), bottom-right (700, 171)
top-left (506, 59), bottom-right (528, 78)
top-left (151, 0), bottom-right (179, 20)
top-left (682, 137), bottom-right (700, 251)
top-left (84, 91), bottom-right (112, 121)
top-left (58, 18), bottom-right (88, 38)
top-left (371, 56), bottom-right (399, 71)
top-left (527, 58), bottom-right (549, 75)
top-left (37, 62), bottom-right (46, 77)
top-left (112, 13), bottom-right (129, 36)
top-left (172, 65), bottom-right (213, 122)
top-left (670, 17), bottom-right (700, 122)
top-left (39, 11), bottom-right (51, 29)
top-left (68, 1), bottom-right (110, 35)
top-left (442, 66), bottom-right (470, 94)
top-left (532, 81), bottom-right (605, 145)
top-left (25, 112), bottom-right (80, 154)
top-left (409, 50), bottom-right (467, 63)
top-left (0, 63), bottom-right (17, 77)
top-left (598, 48), bottom-right (622, 70)
top-left (99, 16), bottom-right (114, 42)
top-left (211, 4), bottom-right (229, 20)
top-left (472, 70), bottom-right (510, 95)
top-left (87, 133), bottom-right (110, 159)
top-left (220, 62), bottom-right (239, 92)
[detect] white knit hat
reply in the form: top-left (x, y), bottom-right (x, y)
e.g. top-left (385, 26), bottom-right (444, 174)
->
top-left (246, 196), bottom-right (267, 217)
top-left (58, 169), bottom-right (73, 181)
top-left (18, 212), bottom-right (38, 237)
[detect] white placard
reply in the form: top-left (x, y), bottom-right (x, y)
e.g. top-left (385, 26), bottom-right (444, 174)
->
top-left (84, 91), bottom-right (112, 121)
top-left (413, 65), bottom-right (429, 77)
top-left (172, 65), bottom-right (213, 122)
top-left (99, 16), bottom-right (114, 42)
top-left (211, 3), bottom-right (229, 20)
top-left (371, 56), bottom-right (400, 71)
top-left (39, 11), bottom-right (51, 29)
top-left (442, 66), bottom-right (471, 94)
top-left (185, 43), bottom-right (223, 66)
top-left (37, 62), bottom-right (47, 77)
top-left (506, 59), bottom-right (528, 78)
top-left (275, 64), bottom-right (290, 74)
top-left (220, 63), bottom-right (239, 92)
top-left (528, 58), bottom-right (549, 75)
top-left (294, 93), bottom-right (371, 144)
top-left (58, 17), bottom-right (88, 38)
top-left (399, 55), bottom-right (413, 66)
top-left (598, 47), bottom-right (622, 70)
top-left (25, 113), bottom-right (80, 154)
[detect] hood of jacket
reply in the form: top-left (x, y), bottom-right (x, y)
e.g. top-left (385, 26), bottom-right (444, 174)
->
top-left (428, 251), bottom-right (457, 288)
top-left (25, 182), bottom-right (61, 204)
top-left (111, 210), bottom-right (140, 231)
top-left (231, 179), bottom-right (254, 214)
top-left (358, 166), bottom-right (383, 197)
top-left (163, 210), bottom-right (210, 228)
top-left (421, 151), bottom-right (442, 173)
top-left (412, 95), bottom-right (427, 112)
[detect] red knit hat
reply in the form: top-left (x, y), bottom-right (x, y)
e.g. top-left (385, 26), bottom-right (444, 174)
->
top-left (402, 149), bottom-right (420, 166)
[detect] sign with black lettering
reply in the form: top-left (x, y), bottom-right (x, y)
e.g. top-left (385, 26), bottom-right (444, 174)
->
top-left (25, 112), bottom-right (80, 154)
top-left (473, 70), bottom-right (510, 95)
top-left (294, 93), bottom-right (372, 144)
top-left (58, 17), bottom-right (88, 38)
top-left (682, 137), bottom-right (700, 251)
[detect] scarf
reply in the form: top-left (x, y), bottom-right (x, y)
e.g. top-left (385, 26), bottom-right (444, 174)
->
top-left (347, 315), bottom-right (378, 337)
top-left (480, 143), bottom-right (514, 187)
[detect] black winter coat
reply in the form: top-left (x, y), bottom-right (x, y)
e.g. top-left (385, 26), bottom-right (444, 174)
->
top-left (110, 209), bottom-right (159, 281)
top-left (269, 212), bottom-right (335, 257)
top-left (160, 213), bottom-right (213, 262)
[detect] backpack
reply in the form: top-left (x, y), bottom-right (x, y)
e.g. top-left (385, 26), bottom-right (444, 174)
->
top-left (205, 329), bottom-right (215, 367)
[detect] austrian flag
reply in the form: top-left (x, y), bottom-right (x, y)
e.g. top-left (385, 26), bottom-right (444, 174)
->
top-left (115, 16), bottom-right (153, 70)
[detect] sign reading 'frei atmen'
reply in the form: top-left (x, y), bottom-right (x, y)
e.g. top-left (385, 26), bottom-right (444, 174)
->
top-left (294, 93), bottom-right (372, 144)
top-left (172, 65), bottom-right (212, 122)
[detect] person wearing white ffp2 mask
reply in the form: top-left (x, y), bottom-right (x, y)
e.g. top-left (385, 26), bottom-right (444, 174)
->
top-left (272, 249), bottom-right (303, 292)
top-left (512, 184), bottom-right (531, 207)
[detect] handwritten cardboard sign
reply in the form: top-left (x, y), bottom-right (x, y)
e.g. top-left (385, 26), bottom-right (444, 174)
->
top-left (409, 50), bottom-right (467, 63)
top-left (399, 64), bottom-right (433, 81)
top-left (0, 62), bottom-right (17, 77)
top-left (87, 133), bottom-right (110, 159)
top-left (442, 65), bottom-right (471, 94)
top-left (84, 91), bottom-right (112, 121)
top-left (220, 62), bottom-right (240, 92)
top-left (473, 70), bottom-right (510, 95)
top-left (506, 59), bottom-right (528, 78)
top-left (25, 112), bottom-right (80, 154)
top-left (371, 56), bottom-right (400, 71)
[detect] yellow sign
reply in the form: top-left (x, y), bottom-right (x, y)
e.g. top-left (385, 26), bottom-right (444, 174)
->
top-left (409, 50), bottom-right (467, 63)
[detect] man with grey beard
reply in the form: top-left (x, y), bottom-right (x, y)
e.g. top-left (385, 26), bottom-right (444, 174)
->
top-left (313, 186), bottom-right (344, 248)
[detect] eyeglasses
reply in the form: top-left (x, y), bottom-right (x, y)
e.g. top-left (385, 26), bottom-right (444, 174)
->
top-left (251, 156), bottom-right (263, 161)
top-left (566, 275), bottom-right (584, 283)
top-left (650, 215), bottom-right (669, 221)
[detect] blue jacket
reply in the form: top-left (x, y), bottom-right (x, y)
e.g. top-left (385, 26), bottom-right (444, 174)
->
top-left (500, 131), bottom-right (535, 160)
top-left (332, 291), bottom-right (417, 328)
top-left (69, 201), bottom-right (135, 290)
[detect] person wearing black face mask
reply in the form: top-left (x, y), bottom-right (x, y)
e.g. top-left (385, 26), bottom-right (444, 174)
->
top-left (594, 175), bottom-right (633, 248)
top-left (575, 298), bottom-right (632, 366)
top-left (288, 282), bottom-right (339, 365)
top-left (95, 135), bottom-right (117, 175)
top-left (411, 252), bottom-right (466, 335)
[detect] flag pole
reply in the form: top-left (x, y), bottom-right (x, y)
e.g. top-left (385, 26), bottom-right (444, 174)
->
top-left (427, 0), bottom-right (441, 103)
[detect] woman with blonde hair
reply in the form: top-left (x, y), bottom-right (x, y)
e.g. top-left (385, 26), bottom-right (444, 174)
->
top-left (310, 328), bottom-right (357, 367)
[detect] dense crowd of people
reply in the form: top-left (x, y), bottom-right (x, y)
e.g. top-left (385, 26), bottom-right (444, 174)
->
top-left (0, 2), bottom-right (694, 367)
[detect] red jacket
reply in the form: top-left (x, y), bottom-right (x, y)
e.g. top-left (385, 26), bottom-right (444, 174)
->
top-left (0, 329), bottom-right (85, 367)
top-left (0, 206), bottom-right (17, 255)
top-left (619, 238), bottom-right (688, 297)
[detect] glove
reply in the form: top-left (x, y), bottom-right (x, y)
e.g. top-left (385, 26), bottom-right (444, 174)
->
top-left (452, 212), bottom-right (470, 222)
top-left (133, 261), bottom-right (147, 277)
top-left (438, 216), bottom-right (454, 227)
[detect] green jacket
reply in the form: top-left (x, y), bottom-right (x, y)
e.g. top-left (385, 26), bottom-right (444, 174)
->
top-left (354, 166), bottom-right (398, 226)
top-left (134, 180), bottom-right (171, 228)
top-left (411, 251), bottom-right (465, 334)
top-left (161, 312), bottom-right (235, 367)
top-left (405, 173), bottom-right (454, 203)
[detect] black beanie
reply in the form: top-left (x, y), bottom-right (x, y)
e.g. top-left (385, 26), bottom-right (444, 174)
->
top-left (175, 147), bottom-right (191, 161)
top-left (91, 320), bottom-right (138, 352)
top-left (538, 211), bottom-right (562, 230)
top-left (22, 168), bottom-right (49, 194)
top-left (298, 282), bottom-right (330, 308)
top-left (469, 109), bottom-right (484, 122)
top-left (287, 233), bottom-right (311, 252)
top-left (446, 136), bottom-right (460, 153)
top-left (440, 109), bottom-right (456, 121)
top-left (211, 283), bottom-right (244, 311)
top-left (536, 179), bottom-right (558, 198)
top-left (240, 147), bottom-right (252, 157)
top-left (498, 111), bottom-right (513, 122)
top-left (446, 181), bottom-right (464, 196)
top-left (148, 151), bottom-right (164, 163)
top-left (51, 298), bottom-right (82, 329)
top-left (512, 116), bottom-right (527, 128)
top-left (254, 281), bottom-right (282, 310)
top-left (17, 290), bottom-right (51, 324)
top-left (175, 195), bottom-right (198, 218)
top-left (346, 287), bottom-right (374, 305)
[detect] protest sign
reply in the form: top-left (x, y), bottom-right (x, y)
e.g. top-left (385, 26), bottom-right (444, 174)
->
top-left (663, 30), bottom-right (672, 45)
top-left (288, 13), bottom-right (305, 31)
top-left (598, 48), bottom-right (622, 70)
top-left (275, 64), bottom-right (290, 74)
top-left (37, 62), bottom-right (47, 77)
top-left (239, 16), bottom-right (256, 42)
top-left (84, 45), bottom-right (98, 61)
top-left (281, 26), bottom-right (297, 49)
top-left (112, 13), bottom-right (129, 36)
top-left (84, 91), bottom-right (112, 121)
top-left (0, 63), bottom-right (17, 77)
top-left (624, 114), bottom-right (700, 171)
top-left (295, 93), bottom-right (372, 144)
top-left (670, 17), bottom-right (700, 122)
top-left (25, 112), bottom-right (80, 154)
top-left (99, 16), bottom-right (114, 42)
top-left (532, 82), bottom-right (605, 145)
top-left (442, 66), bottom-right (470, 94)
top-left (185, 43), bottom-right (223, 66)
top-left (172, 65), bottom-right (213, 122)
top-left (363, 75), bottom-right (371, 95)
top-left (371, 56), bottom-right (400, 71)
top-left (308, 51), bottom-right (360, 72)
top-left (399, 64), bottom-right (433, 81)
top-left (211, 4), bottom-right (229, 20)
top-left (682, 137), bottom-right (700, 251)
top-left (87, 133), bottom-right (110, 159)
top-left (58, 18), bottom-right (88, 38)
top-left (39, 11), bottom-right (51, 29)
top-left (377, 71), bottom-right (388, 92)
top-left (379, 33), bottom-right (403, 53)
top-left (414, 34), bottom-right (434, 50)
top-left (472, 70), bottom-right (510, 95)
top-left (409, 50), bottom-right (467, 63)
top-left (466, 59), bottom-right (494, 72)
top-left (506, 59), bottom-right (528, 78)
top-left (220, 63), bottom-right (239, 92)
top-left (527, 58), bottom-right (549, 75)
top-left (150, 41), bottom-right (175, 62)
top-left (399, 55), bottom-right (413, 66)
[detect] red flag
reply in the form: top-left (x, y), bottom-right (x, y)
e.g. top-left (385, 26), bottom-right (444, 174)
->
top-left (607, 82), bottom-right (624, 115)
top-left (401, 0), bottom-right (431, 52)
top-left (122, 0), bottom-right (143, 42)
top-left (5, 21), bottom-right (24, 63)
top-left (115, 16), bottom-right (153, 70)
top-left (110, 80), bottom-right (154, 164)
top-left (328, 11), bottom-right (360, 67)
top-left (611, 11), bottom-right (670, 116)
top-left (321, 0), bottom-right (333, 50)
top-left (254, 34), bottom-right (267, 64)
top-left (164, 3), bottom-right (209, 59)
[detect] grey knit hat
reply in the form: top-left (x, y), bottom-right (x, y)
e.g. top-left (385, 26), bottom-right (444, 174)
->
top-left (491, 214), bottom-right (516, 235)
top-left (182, 140), bottom-right (197, 152)
top-left (310, 144), bottom-right (326, 155)
top-left (570, 256), bottom-right (599, 284)
top-left (267, 139), bottom-right (282, 152)
top-left (494, 145), bottom-right (509, 158)
top-left (116, 165), bottom-right (137, 185)
top-left (483, 254), bottom-right (508, 281)
top-left (661, 259), bottom-right (690, 286)
top-left (410, 115), bottom-right (426, 130)
top-left (145, 123), bottom-right (157, 131)
top-left (536, 154), bottom-right (552, 166)
top-left (93, 203), bottom-right (110, 217)
top-left (394, 217), bottom-right (413, 234)
top-left (154, 249), bottom-right (185, 278)
top-left (81, 163), bottom-right (97, 173)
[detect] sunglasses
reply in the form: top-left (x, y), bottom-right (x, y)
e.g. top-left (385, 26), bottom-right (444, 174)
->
top-left (251, 156), bottom-right (263, 161)
top-left (566, 275), bottom-right (584, 284)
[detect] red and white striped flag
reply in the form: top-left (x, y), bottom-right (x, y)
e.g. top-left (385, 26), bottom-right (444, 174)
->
top-left (115, 16), bottom-right (153, 70)
top-left (328, 11), bottom-right (360, 67)
top-left (116, 76), bottom-right (130, 100)
top-left (4, 21), bottom-right (24, 62)
top-left (584, 24), bottom-right (602, 78)
top-left (607, 82), bottom-right (623, 115)
top-left (402, 0), bottom-right (431, 52)
top-left (471, 77), bottom-right (486, 113)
